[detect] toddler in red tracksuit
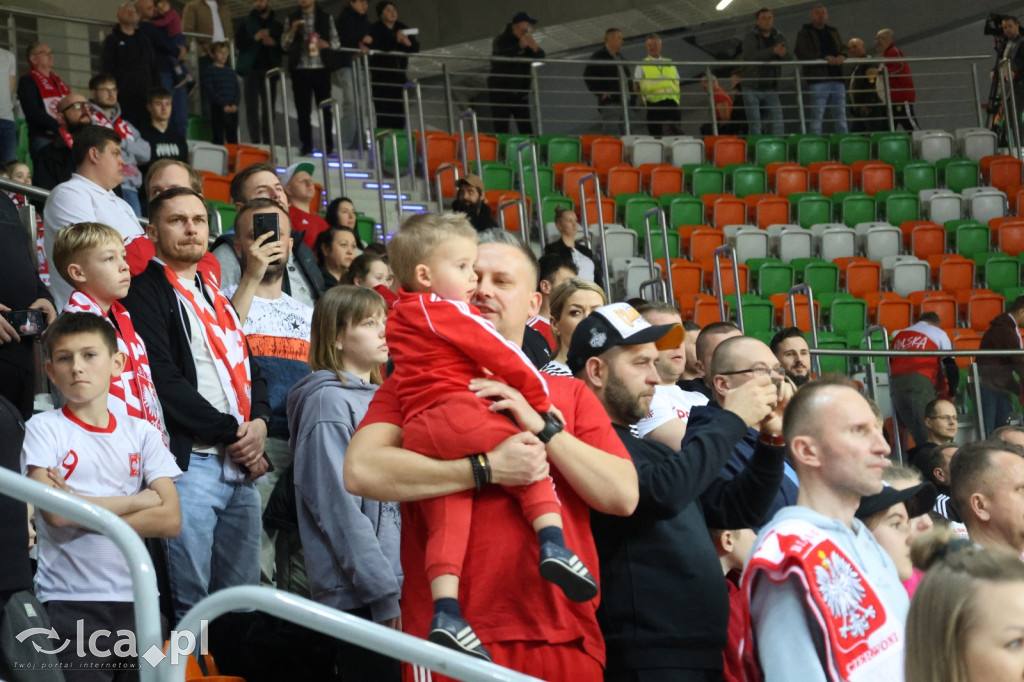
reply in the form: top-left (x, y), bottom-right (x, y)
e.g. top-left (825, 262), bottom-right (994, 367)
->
top-left (386, 214), bottom-right (598, 662)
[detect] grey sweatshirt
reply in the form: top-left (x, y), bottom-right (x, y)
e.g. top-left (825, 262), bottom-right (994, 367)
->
top-left (287, 369), bottom-right (402, 622)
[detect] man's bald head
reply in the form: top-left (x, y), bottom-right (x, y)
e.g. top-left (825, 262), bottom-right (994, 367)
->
top-left (695, 321), bottom-right (741, 382)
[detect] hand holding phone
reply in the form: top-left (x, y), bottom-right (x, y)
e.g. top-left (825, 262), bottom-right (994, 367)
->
top-left (252, 212), bottom-right (282, 266)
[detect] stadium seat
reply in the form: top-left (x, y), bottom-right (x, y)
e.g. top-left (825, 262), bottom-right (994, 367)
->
top-left (980, 155), bottom-right (1023, 193)
top-left (668, 137), bottom-right (704, 166)
top-left (862, 224), bottom-right (902, 262)
top-left (912, 130), bottom-right (956, 163)
top-left (199, 171), bottom-right (232, 203)
top-left (708, 195), bottom-right (747, 230)
top-left (891, 258), bottom-right (930, 297)
top-left (598, 224), bottom-right (639, 261)
top-left (460, 133), bottom-right (499, 164)
top-left (417, 132), bottom-right (459, 176)
top-left (871, 132), bottom-right (912, 169)
top-left (752, 136), bottom-right (787, 166)
top-left (478, 162), bottom-right (514, 191)
top-left (750, 195), bottom-right (790, 230)
top-left (683, 163), bottom-right (725, 196)
top-left (727, 164), bottom-right (768, 198)
top-left (935, 255), bottom-right (976, 293)
top-left (589, 137), bottom-right (624, 173)
top-left (908, 290), bottom-right (957, 328)
top-left (774, 164), bottom-right (811, 197)
top-left (1000, 221), bottom-right (1024, 257)
top-left (956, 128), bottom-right (998, 161)
top-left (812, 162), bottom-right (852, 197)
top-left (910, 223), bottom-right (946, 260)
top-left (982, 254), bottom-right (1020, 291)
top-left (926, 193), bottom-right (963, 226)
top-left (190, 143), bottom-right (229, 175)
top-left (845, 260), bottom-right (882, 299)
top-left (830, 296), bottom-right (868, 334)
top-left (787, 134), bottom-right (829, 165)
top-left (771, 293), bottom-right (820, 332)
top-left (499, 134), bottom-right (532, 163)
top-left (580, 195), bottom-right (616, 226)
top-left (707, 136), bottom-right (747, 167)
top-left (777, 226), bottom-right (813, 263)
top-left (966, 292), bottom-right (1005, 331)
top-left (725, 294), bottom-right (776, 334)
top-left (643, 228), bottom-right (681, 260)
top-left (937, 157), bottom-right (981, 194)
top-left (662, 194), bottom-right (704, 229)
top-left (544, 135), bottom-right (583, 165)
top-left (690, 227), bottom-right (726, 263)
top-left (802, 261), bottom-right (840, 300)
top-left (964, 187), bottom-right (1008, 224)
top-left (707, 259), bottom-right (750, 295)
top-left (819, 226), bottom-right (856, 262)
top-left (734, 227), bottom-right (770, 262)
top-left (954, 221), bottom-right (991, 258)
top-left (831, 133), bottom-right (871, 165)
top-left (791, 192), bottom-right (832, 229)
top-left (605, 165), bottom-right (642, 197)
top-left (631, 137), bottom-right (667, 165)
top-left (900, 160), bottom-right (937, 194)
top-left (951, 328), bottom-right (984, 369)
top-left (618, 195), bottom-right (660, 238)
top-left (833, 191), bottom-right (875, 227)
top-left (881, 190), bottom-right (921, 225)
top-left (758, 261), bottom-right (796, 296)
top-left (857, 162), bottom-right (896, 195)
top-left (649, 166), bottom-right (685, 198)
top-left (518, 165), bottom-right (555, 199)
top-left (666, 260), bottom-right (703, 299)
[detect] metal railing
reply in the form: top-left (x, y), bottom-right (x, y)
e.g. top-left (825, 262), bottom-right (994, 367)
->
top-left (645, 207), bottom-right (674, 305)
top-left (373, 128), bottom-right (403, 239)
top-left (457, 108), bottom-right (482, 177)
top-left (514, 140), bottom-right (544, 247)
top-left (317, 98), bottom-right (346, 200)
top-left (264, 68), bottom-right (293, 167)
top-left (713, 245), bottom-right (742, 330)
top-left (434, 162), bottom-right (460, 212)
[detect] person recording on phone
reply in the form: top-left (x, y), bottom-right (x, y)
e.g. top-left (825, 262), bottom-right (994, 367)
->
top-left (222, 197), bottom-right (314, 589)
top-left (682, 335), bottom-right (799, 523)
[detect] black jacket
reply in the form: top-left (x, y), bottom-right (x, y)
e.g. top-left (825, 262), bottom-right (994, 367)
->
top-left (0, 395), bottom-right (31, 592)
top-left (794, 22), bottom-right (846, 81)
top-left (235, 9), bottom-right (283, 75)
top-left (17, 74), bottom-right (61, 142)
top-left (583, 46), bottom-right (630, 104)
top-left (285, 5), bottom-right (334, 72)
top-left (488, 25), bottom-right (545, 93)
top-left (32, 135), bottom-right (74, 191)
top-left (592, 410), bottom-right (784, 673)
top-left (121, 260), bottom-right (271, 470)
top-left (335, 5), bottom-right (372, 70)
top-left (737, 26), bottom-right (791, 90)
top-left (451, 198), bottom-right (497, 232)
top-left (543, 239), bottom-right (602, 289)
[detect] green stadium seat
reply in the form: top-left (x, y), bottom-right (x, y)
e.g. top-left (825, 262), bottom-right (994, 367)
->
top-left (758, 261), bottom-right (796, 297)
top-left (790, 192), bottom-right (832, 229)
top-left (787, 134), bottom-right (830, 165)
top-left (880, 190), bottom-right (921, 225)
top-left (832, 191), bottom-right (876, 227)
top-left (355, 215), bottom-right (376, 245)
top-left (871, 132), bottom-right (911, 169)
top-left (752, 136), bottom-right (788, 166)
top-left (498, 134), bottom-right (533, 163)
top-left (982, 254), bottom-right (1020, 291)
top-left (620, 195), bottom-right (660, 238)
top-left (517, 164), bottom-right (555, 198)
top-left (475, 162), bottom-right (514, 191)
top-left (662, 194), bottom-right (705, 228)
top-left (954, 222), bottom-right (991, 257)
top-left (543, 136), bottom-right (583, 165)
top-left (724, 294), bottom-right (775, 334)
top-left (814, 331), bottom-right (849, 374)
top-left (901, 160), bottom-right (937, 193)
top-left (726, 164), bottom-right (768, 198)
top-left (643, 228), bottom-right (681, 260)
top-left (188, 115), bottom-right (213, 142)
top-left (682, 163), bottom-right (725, 196)
top-left (803, 261), bottom-right (840, 300)
top-left (830, 134), bottom-right (871, 165)
top-left (936, 157), bottom-right (981, 194)
top-left (830, 296), bottom-right (867, 334)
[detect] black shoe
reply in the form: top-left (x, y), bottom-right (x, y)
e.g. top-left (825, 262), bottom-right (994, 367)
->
top-left (427, 612), bottom-right (492, 662)
top-left (539, 542), bottom-right (599, 602)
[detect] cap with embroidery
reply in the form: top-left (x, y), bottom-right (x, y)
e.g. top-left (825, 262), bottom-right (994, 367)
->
top-left (566, 302), bottom-right (684, 375)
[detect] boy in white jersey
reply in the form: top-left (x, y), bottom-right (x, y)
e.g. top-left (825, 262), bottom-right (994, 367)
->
top-left (21, 312), bottom-right (181, 680)
top-left (52, 222), bottom-right (166, 442)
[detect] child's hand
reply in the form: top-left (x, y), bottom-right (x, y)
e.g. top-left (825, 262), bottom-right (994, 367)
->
top-left (46, 466), bottom-right (70, 492)
top-left (135, 488), bottom-right (162, 510)
top-left (469, 377), bottom-right (544, 433)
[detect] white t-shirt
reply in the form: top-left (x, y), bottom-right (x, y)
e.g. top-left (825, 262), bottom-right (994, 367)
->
top-left (205, 0), bottom-right (225, 42)
top-left (179, 275), bottom-right (231, 452)
top-left (635, 383), bottom-right (709, 439)
top-left (22, 408), bottom-right (182, 602)
top-left (221, 286), bottom-right (313, 342)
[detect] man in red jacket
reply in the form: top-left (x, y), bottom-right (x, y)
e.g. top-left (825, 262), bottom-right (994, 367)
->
top-left (875, 28), bottom-right (917, 130)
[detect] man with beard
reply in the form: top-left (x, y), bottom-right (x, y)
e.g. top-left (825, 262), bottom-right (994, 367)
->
top-left (33, 93), bottom-right (92, 191)
top-left (573, 306), bottom-right (786, 681)
top-left (451, 174), bottom-right (497, 232)
top-left (224, 198), bottom-right (312, 587)
top-left (122, 186), bottom-right (271, 620)
top-left (770, 327), bottom-right (812, 386)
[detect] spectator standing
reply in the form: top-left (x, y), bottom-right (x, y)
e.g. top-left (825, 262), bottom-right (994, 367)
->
top-left (182, 0), bottom-right (234, 74)
top-left (450, 174), bottom-right (497, 232)
top-left (88, 74), bottom-right (153, 217)
top-left (367, 1), bottom-right (418, 130)
top-left (634, 303), bottom-right (710, 450)
top-left (202, 41), bottom-right (241, 145)
top-left (572, 304), bottom-right (785, 681)
top-left (890, 312), bottom-right (956, 446)
top-left (583, 28), bottom-right (630, 135)
top-left (283, 0), bottom-right (341, 156)
top-left (875, 28), bottom-right (917, 130)
top-left (122, 186), bottom-right (272, 621)
top-left (136, 0), bottom-right (190, 138)
top-left (543, 206), bottom-right (598, 285)
top-left (139, 88), bottom-right (189, 179)
top-left (999, 16), bottom-right (1024, 121)
top-left (846, 37), bottom-right (886, 133)
top-left (0, 192), bottom-right (56, 420)
top-left (33, 93), bottom-right (93, 192)
top-left (151, 0), bottom-right (193, 89)
top-left (18, 43), bottom-right (70, 156)
top-left (101, 2), bottom-right (160, 131)
top-left (737, 8), bottom-right (789, 136)
top-left (746, 377), bottom-right (908, 680)
top-left (334, 0), bottom-right (373, 150)
top-left (288, 285), bottom-right (401, 679)
top-left (43, 126), bottom-right (144, 309)
top-left (281, 161), bottom-right (329, 246)
top-left (489, 12), bottom-right (544, 135)
top-left (235, 0), bottom-right (283, 146)
top-left (978, 296), bottom-right (1024, 436)
top-left (634, 34), bottom-right (682, 137)
top-left (0, 47), bottom-right (16, 163)
top-left (794, 4), bottom-right (848, 134)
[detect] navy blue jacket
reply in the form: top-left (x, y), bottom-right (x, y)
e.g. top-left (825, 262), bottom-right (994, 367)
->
top-left (202, 64), bottom-right (241, 108)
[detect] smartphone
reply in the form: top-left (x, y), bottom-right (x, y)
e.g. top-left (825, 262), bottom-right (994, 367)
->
top-left (1, 309), bottom-right (45, 336)
top-left (252, 212), bottom-right (282, 266)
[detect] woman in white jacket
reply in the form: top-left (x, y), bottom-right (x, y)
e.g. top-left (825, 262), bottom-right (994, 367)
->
top-left (286, 285), bottom-right (401, 681)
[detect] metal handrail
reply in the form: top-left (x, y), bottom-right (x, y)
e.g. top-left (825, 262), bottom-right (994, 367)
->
top-left (317, 99), bottom-right (346, 203)
top-left (172, 586), bottom-right (542, 682)
top-left (638, 210), bottom-right (666, 302)
top-left (457, 109), bottom-right (482, 178)
top-left (880, 68), bottom-right (896, 133)
top-left (859, 324), bottom-right (901, 462)
top-left (577, 173), bottom-right (602, 252)
top-left (786, 284), bottom-right (819, 349)
top-left (434, 162), bottom-right (460, 212)
top-left (0, 467), bottom-right (163, 682)
top-left (1, 176), bottom-right (49, 202)
top-left (497, 198), bottom-right (527, 237)
top-left (373, 129), bottom-right (403, 238)
top-left (1000, 58), bottom-right (1022, 159)
top-left (264, 68), bottom-right (292, 167)
top-left (644, 207), bottom-right (674, 305)
top-left (514, 140), bottom-right (543, 248)
top-left (713, 245), bottom-right (742, 330)
top-left (401, 85), bottom-right (418, 193)
top-left (413, 82), bottom-right (430, 204)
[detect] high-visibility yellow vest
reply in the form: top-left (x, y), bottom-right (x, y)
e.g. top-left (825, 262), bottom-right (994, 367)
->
top-left (638, 58), bottom-right (680, 104)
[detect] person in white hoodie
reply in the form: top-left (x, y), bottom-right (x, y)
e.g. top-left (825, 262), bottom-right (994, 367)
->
top-left (286, 284), bottom-right (402, 682)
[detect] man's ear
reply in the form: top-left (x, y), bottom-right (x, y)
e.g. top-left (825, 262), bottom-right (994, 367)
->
top-left (88, 145), bottom-right (102, 165)
top-left (527, 291), bottom-right (542, 317)
top-left (788, 434), bottom-right (819, 470)
top-left (971, 492), bottom-right (991, 522)
top-left (934, 466), bottom-right (948, 485)
top-left (539, 279), bottom-right (552, 296)
top-left (582, 355), bottom-right (607, 390)
top-left (711, 373), bottom-right (730, 397)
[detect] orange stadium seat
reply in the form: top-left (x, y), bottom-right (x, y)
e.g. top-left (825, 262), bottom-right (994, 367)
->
top-left (200, 171), bottom-right (232, 203)
top-left (649, 166), bottom-right (685, 198)
top-left (235, 145), bottom-right (270, 171)
top-left (908, 291), bottom-right (958, 329)
top-left (774, 164), bottom-right (810, 197)
top-left (605, 165), bottom-right (642, 196)
top-left (590, 137), bottom-right (624, 176)
top-left (460, 133), bottom-right (499, 164)
top-left (707, 136), bottom-right (747, 167)
top-left (562, 165), bottom-right (598, 204)
top-left (951, 329), bottom-right (983, 369)
top-left (981, 154), bottom-right (1023, 193)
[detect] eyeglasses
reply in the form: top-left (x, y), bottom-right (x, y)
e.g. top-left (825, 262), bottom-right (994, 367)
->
top-left (719, 365), bottom-right (785, 378)
top-left (59, 102), bottom-right (88, 113)
top-left (927, 414), bottom-right (958, 422)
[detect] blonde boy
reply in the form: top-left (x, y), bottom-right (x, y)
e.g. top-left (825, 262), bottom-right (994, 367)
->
top-left (385, 213), bottom-right (596, 661)
top-left (52, 222), bottom-right (166, 440)
top-left (23, 312), bottom-right (181, 679)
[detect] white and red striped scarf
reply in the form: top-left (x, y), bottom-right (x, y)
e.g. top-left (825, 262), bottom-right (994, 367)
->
top-left (9, 192), bottom-right (49, 288)
top-left (89, 107), bottom-right (135, 142)
top-left (63, 290), bottom-right (167, 444)
top-left (29, 69), bottom-right (70, 122)
top-left (164, 265), bottom-right (252, 423)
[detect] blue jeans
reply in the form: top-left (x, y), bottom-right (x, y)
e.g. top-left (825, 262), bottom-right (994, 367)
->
top-left (159, 71), bottom-right (189, 139)
top-left (744, 89), bottom-right (784, 136)
top-left (0, 119), bottom-right (16, 162)
top-left (981, 386), bottom-right (1013, 438)
top-left (166, 452), bottom-right (261, 622)
top-left (806, 80), bottom-right (848, 135)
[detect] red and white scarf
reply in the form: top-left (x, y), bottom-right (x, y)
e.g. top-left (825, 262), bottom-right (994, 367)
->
top-left (90, 107), bottom-right (135, 142)
top-left (63, 291), bottom-right (168, 445)
top-left (163, 265), bottom-right (251, 423)
top-left (742, 519), bottom-right (904, 682)
top-left (29, 69), bottom-right (70, 121)
top-left (9, 193), bottom-right (49, 287)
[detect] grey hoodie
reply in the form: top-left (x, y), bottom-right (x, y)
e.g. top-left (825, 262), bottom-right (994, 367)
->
top-left (287, 369), bottom-right (402, 622)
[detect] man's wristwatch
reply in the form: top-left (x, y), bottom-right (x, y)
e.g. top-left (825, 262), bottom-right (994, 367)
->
top-left (535, 412), bottom-right (564, 444)
top-left (255, 414), bottom-right (271, 428)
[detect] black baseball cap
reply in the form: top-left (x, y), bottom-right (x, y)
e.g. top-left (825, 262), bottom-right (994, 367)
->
top-left (856, 481), bottom-right (937, 520)
top-left (512, 12), bottom-right (537, 25)
top-left (566, 302), bottom-right (684, 375)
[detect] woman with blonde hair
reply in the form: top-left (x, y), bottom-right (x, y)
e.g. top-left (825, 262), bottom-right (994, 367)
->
top-left (286, 285), bottom-right (402, 680)
top-left (905, 529), bottom-right (1024, 682)
top-left (540, 277), bottom-right (606, 376)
